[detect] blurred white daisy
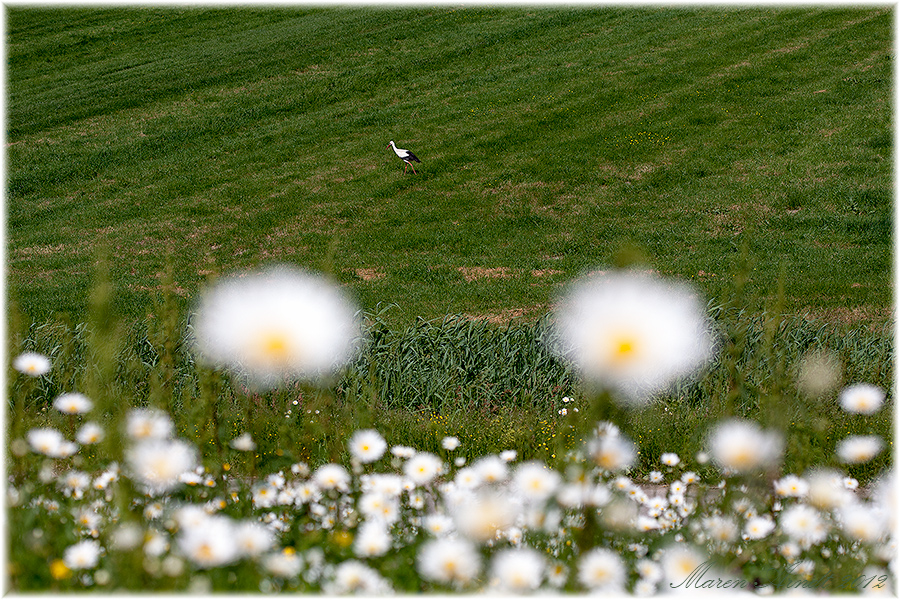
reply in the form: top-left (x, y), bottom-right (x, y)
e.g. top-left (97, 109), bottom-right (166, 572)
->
top-left (578, 547), bottom-right (626, 592)
top-left (312, 464), bottom-right (350, 492)
top-left (27, 427), bottom-right (68, 457)
top-left (234, 521), bottom-right (276, 558)
top-left (126, 408), bottom-right (173, 440)
top-left (230, 432), bottom-right (256, 452)
top-left (52, 392), bottom-right (93, 415)
top-left (473, 455), bottom-right (509, 483)
top-left (348, 429), bottom-right (387, 464)
top-left (586, 432), bottom-right (637, 471)
top-left (390, 445), bottom-right (416, 459)
top-left (417, 538), bottom-right (480, 587)
top-left (744, 515), bottom-right (776, 540)
top-left (551, 270), bottom-right (714, 403)
top-left (326, 560), bottom-right (392, 595)
top-left (191, 265), bottom-right (362, 388)
top-left (660, 544), bottom-right (707, 587)
top-left (263, 549), bottom-right (304, 578)
top-left (178, 515), bottom-right (240, 568)
top-left (62, 539), bottom-right (101, 570)
top-left (708, 419), bottom-right (783, 473)
top-left (490, 547), bottom-right (545, 593)
top-left (403, 452), bottom-right (443, 485)
top-left (660, 452), bottom-right (680, 467)
top-left (441, 436), bottom-right (460, 451)
top-left (806, 469), bottom-right (855, 510)
top-left (839, 383), bottom-right (885, 415)
top-left (454, 491), bottom-right (517, 542)
top-left (353, 521), bottom-right (392, 558)
top-left (13, 352), bottom-right (51, 377)
top-left (838, 503), bottom-right (887, 543)
top-left (836, 435), bottom-right (884, 464)
top-left (513, 461), bottom-right (560, 502)
top-left (126, 438), bottom-right (198, 496)
top-left (76, 422), bottom-right (104, 445)
top-left (779, 504), bottom-right (827, 548)
top-left (774, 474), bottom-right (809, 498)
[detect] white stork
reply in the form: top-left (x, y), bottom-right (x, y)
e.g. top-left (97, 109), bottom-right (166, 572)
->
top-left (387, 140), bottom-right (421, 174)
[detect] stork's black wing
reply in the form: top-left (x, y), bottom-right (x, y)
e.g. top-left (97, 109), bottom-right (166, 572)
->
top-left (404, 151), bottom-right (421, 163)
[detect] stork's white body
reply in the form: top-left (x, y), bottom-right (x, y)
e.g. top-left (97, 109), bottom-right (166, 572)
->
top-left (387, 140), bottom-right (421, 174)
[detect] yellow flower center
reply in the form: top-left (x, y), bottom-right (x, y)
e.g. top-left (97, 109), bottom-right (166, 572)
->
top-left (255, 331), bottom-right (293, 365)
top-left (610, 334), bottom-right (638, 364)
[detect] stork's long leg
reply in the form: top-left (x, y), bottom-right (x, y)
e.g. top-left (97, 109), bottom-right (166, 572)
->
top-left (410, 163), bottom-right (417, 175)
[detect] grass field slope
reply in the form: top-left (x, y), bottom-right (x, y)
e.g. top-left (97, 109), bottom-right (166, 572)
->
top-left (7, 7), bottom-right (893, 327)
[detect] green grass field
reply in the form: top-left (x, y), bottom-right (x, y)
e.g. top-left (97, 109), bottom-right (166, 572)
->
top-left (6, 6), bottom-right (893, 328)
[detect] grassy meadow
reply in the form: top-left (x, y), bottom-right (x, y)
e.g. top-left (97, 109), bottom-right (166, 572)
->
top-left (4, 7), bottom-right (896, 593)
top-left (7, 6), bottom-right (892, 327)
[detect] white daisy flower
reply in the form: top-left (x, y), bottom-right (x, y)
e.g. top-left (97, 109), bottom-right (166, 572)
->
top-left (126, 408), bottom-right (173, 440)
top-left (191, 265), bottom-right (362, 388)
top-left (551, 270), bottom-right (714, 403)
top-left (660, 544), bottom-right (706, 587)
top-left (453, 491), bottom-right (517, 543)
top-left (234, 521), bottom-right (276, 558)
top-left (417, 538), bottom-right (481, 587)
top-left (806, 469), bottom-right (855, 510)
top-left (743, 515), bottom-right (776, 540)
top-left (178, 515), bottom-right (240, 568)
top-left (13, 352), bottom-right (51, 376)
top-left (126, 438), bottom-right (198, 496)
top-left (473, 455), bottom-right (509, 483)
top-left (779, 504), bottom-right (828, 548)
top-left (52, 392), bottom-right (93, 414)
top-left (578, 547), bottom-right (626, 592)
top-left (348, 429), bottom-right (387, 464)
top-left (774, 474), bottom-right (809, 498)
top-left (27, 427), bottom-right (67, 457)
top-left (390, 445), bottom-right (416, 459)
top-left (500, 449), bottom-right (517, 462)
top-left (403, 452), bottom-right (443, 485)
top-left (62, 539), bottom-right (101, 570)
top-left (229, 432), bottom-right (256, 451)
top-left (836, 435), bottom-right (884, 464)
top-left (326, 560), bottom-right (392, 595)
top-left (263, 549), bottom-right (304, 578)
top-left (661, 452), bottom-right (680, 467)
top-left (441, 436), bottom-right (460, 451)
top-left (490, 547), bottom-right (545, 593)
top-left (312, 464), bottom-right (350, 491)
top-left (839, 383), bottom-right (885, 415)
top-left (587, 433), bottom-right (637, 471)
top-left (76, 422), bottom-right (104, 445)
top-left (513, 461), bottom-right (560, 503)
top-left (353, 521), bottom-right (392, 558)
top-left (838, 503), bottom-right (888, 543)
top-left (708, 419), bottom-right (783, 473)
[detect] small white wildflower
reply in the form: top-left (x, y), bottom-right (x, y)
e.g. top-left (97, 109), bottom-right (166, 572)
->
top-left (126, 438), bottom-right (198, 496)
top-left (53, 392), bottom-right (93, 414)
top-left (126, 408), bottom-right (173, 440)
top-left (229, 432), bottom-right (256, 452)
top-left (348, 429), bottom-right (387, 464)
top-left (76, 422), bottom-right (104, 445)
top-left (62, 540), bottom-right (101, 570)
top-left (403, 452), bottom-right (443, 485)
top-left (836, 435), bottom-right (884, 464)
top-left (708, 419), bottom-right (783, 473)
top-left (661, 452), bottom-right (680, 467)
top-left (13, 352), bottom-right (51, 376)
top-left (839, 383), bottom-right (885, 415)
top-left (490, 547), bottom-right (545, 593)
top-left (441, 436), bottom-right (460, 451)
top-left (578, 547), bottom-right (626, 592)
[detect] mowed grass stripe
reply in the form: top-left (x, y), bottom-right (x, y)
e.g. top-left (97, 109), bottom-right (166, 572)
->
top-left (7, 7), bottom-right (891, 327)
